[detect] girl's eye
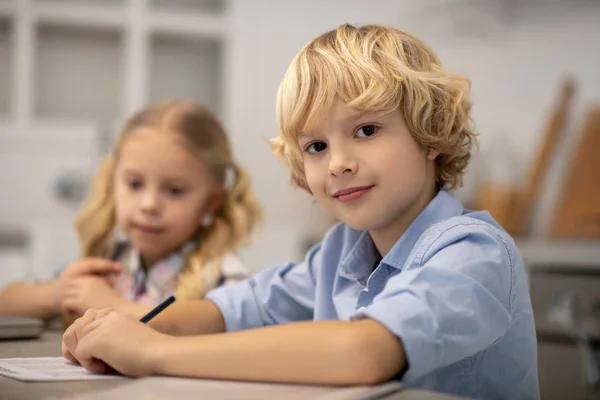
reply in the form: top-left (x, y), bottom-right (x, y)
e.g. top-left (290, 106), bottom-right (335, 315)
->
top-left (356, 125), bottom-right (378, 138)
top-left (127, 180), bottom-right (142, 190)
top-left (169, 187), bottom-right (186, 196)
top-left (306, 141), bottom-right (327, 154)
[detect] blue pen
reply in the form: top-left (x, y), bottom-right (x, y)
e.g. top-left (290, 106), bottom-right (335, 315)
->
top-left (139, 296), bottom-right (176, 324)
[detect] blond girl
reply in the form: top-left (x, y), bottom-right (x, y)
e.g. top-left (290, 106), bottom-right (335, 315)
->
top-left (0, 100), bottom-right (261, 321)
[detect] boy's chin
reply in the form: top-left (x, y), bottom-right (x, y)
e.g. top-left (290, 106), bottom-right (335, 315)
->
top-left (338, 216), bottom-right (379, 232)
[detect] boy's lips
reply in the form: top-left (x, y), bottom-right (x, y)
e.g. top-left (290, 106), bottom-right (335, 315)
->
top-left (331, 185), bottom-right (374, 203)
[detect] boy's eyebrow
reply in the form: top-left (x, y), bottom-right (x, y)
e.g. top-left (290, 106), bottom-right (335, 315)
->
top-left (297, 130), bottom-right (320, 139)
top-left (296, 109), bottom-right (380, 138)
top-left (350, 109), bottom-right (380, 121)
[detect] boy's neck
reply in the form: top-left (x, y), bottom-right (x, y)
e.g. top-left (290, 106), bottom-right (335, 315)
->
top-left (369, 184), bottom-right (438, 258)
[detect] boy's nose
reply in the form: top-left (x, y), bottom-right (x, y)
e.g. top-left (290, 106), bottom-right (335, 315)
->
top-left (328, 148), bottom-right (357, 177)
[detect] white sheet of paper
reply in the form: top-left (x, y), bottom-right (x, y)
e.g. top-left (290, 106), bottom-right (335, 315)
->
top-left (0, 357), bottom-right (125, 381)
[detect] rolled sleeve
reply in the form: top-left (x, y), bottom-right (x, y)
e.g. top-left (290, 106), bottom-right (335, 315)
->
top-left (205, 244), bottom-right (320, 332)
top-left (352, 223), bottom-right (514, 382)
top-left (205, 279), bottom-right (266, 332)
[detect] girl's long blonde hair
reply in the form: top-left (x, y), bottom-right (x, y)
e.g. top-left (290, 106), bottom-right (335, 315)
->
top-left (74, 100), bottom-right (261, 300)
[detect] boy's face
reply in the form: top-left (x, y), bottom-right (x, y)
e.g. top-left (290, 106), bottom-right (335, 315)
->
top-left (298, 99), bottom-right (438, 247)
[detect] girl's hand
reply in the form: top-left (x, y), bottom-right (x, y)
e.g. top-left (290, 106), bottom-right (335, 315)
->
top-left (62, 309), bottom-right (169, 377)
top-left (62, 257), bottom-right (121, 280)
top-left (61, 276), bottom-right (126, 316)
top-left (58, 257), bottom-right (122, 303)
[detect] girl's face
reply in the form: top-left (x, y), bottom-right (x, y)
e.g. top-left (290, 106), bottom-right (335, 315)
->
top-left (114, 128), bottom-right (219, 266)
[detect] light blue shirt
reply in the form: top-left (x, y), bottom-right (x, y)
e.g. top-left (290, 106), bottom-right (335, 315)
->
top-left (206, 190), bottom-right (539, 400)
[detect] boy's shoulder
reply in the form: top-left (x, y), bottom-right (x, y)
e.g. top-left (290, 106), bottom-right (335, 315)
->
top-left (427, 210), bottom-right (514, 246)
top-left (415, 210), bottom-right (519, 269)
top-left (314, 197), bottom-right (520, 278)
top-left (320, 209), bottom-right (515, 252)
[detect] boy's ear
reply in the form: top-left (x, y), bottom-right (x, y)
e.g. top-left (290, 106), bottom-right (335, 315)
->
top-left (427, 149), bottom-right (440, 161)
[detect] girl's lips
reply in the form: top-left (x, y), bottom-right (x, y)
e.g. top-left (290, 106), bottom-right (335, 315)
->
top-left (133, 224), bottom-right (164, 234)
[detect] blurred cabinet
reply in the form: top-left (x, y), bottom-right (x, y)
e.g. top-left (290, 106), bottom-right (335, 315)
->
top-left (0, 0), bottom-right (228, 127)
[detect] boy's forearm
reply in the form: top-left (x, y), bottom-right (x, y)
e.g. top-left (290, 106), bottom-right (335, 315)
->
top-left (147, 300), bottom-right (225, 336)
top-left (0, 281), bottom-right (60, 320)
top-left (151, 319), bottom-right (405, 385)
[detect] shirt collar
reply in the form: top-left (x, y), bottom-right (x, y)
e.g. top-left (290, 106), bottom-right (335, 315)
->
top-left (383, 190), bottom-right (464, 269)
top-left (338, 231), bottom-right (379, 283)
top-left (338, 190), bottom-right (464, 281)
top-left (124, 239), bottom-right (197, 280)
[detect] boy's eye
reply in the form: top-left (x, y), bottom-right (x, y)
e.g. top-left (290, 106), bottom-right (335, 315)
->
top-left (356, 125), bottom-right (378, 138)
top-left (306, 142), bottom-right (327, 154)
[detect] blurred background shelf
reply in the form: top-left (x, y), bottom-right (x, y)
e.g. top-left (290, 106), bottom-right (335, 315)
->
top-left (517, 239), bottom-right (600, 270)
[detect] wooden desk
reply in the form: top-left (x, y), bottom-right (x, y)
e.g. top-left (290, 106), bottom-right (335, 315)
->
top-left (0, 331), bottom-right (468, 400)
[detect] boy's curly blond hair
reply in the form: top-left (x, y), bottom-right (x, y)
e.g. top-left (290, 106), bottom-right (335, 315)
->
top-left (270, 23), bottom-right (477, 191)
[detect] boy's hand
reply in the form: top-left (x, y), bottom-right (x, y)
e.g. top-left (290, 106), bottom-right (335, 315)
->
top-left (61, 276), bottom-right (125, 316)
top-left (62, 308), bottom-right (114, 372)
top-left (62, 309), bottom-right (168, 377)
